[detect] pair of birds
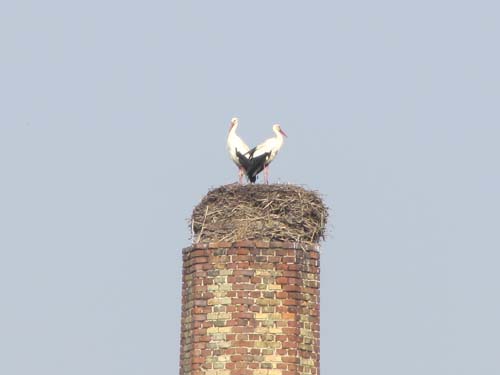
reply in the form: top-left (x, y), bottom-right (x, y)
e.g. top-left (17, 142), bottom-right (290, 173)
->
top-left (227, 117), bottom-right (287, 184)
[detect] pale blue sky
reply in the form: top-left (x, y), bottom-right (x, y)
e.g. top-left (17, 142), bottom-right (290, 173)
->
top-left (1, 1), bottom-right (499, 374)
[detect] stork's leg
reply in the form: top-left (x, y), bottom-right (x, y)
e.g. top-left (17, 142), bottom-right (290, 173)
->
top-left (239, 167), bottom-right (244, 184)
top-left (264, 165), bottom-right (269, 184)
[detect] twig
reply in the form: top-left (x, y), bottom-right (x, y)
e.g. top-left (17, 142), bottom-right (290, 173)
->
top-left (196, 205), bottom-right (209, 243)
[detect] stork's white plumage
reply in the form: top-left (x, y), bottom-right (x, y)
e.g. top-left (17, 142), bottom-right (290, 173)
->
top-left (226, 117), bottom-right (251, 184)
top-left (244, 124), bottom-right (287, 184)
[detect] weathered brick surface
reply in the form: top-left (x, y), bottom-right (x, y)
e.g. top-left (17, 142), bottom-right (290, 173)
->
top-left (179, 241), bottom-right (320, 375)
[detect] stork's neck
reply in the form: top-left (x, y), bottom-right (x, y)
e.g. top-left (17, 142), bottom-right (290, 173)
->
top-left (229, 124), bottom-right (238, 136)
top-left (274, 128), bottom-right (283, 141)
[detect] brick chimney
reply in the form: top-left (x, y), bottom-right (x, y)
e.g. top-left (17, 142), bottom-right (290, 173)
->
top-left (179, 184), bottom-right (326, 375)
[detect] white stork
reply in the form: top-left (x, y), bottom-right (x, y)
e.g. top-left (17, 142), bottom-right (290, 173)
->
top-left (226, 117), bottom-right (251, 184)
top-left (244, 124), bottom-right (287, 184)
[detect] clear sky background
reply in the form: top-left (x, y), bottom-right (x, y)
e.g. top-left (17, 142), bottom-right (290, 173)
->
top-left (1, 1), bottom-right (499, 374)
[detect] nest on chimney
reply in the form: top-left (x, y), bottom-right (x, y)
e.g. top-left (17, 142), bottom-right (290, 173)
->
top-left (191, 184), bottom-right (328, 244)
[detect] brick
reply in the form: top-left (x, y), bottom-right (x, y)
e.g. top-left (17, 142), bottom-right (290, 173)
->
top-left (190, 249), bottom-right (209, 258)
top-left (267, 284), bottom-right (282, 291)
top-left (275, 277), bottom-right (288, 285)
top-left (208, 242), bottom-right (227, 249)
top-left (254, 240), bottom-right (270, 248)
top-left (233, 240), bottom-right (257, 247)
top-left (191, 242), bottom-right (208, 249)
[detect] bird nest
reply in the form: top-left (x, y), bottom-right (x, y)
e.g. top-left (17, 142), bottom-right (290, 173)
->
top-left (191, 184), bottom-right (328, 244)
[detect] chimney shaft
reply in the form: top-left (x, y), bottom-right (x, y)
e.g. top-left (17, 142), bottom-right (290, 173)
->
top-left (179, 240), bottom-right (320, 375)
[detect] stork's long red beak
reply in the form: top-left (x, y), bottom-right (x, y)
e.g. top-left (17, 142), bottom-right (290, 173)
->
top-left (280, 129), bottom-right (288, 137)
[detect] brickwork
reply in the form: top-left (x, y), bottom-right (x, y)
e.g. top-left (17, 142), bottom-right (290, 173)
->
top-left (179, 241), bottom-right (320, 375)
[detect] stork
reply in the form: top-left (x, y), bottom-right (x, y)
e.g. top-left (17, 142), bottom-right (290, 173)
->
top-left (241, 124), bottom-right (287, 184)
top-left (226, 117), bottom-right (251, 184)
